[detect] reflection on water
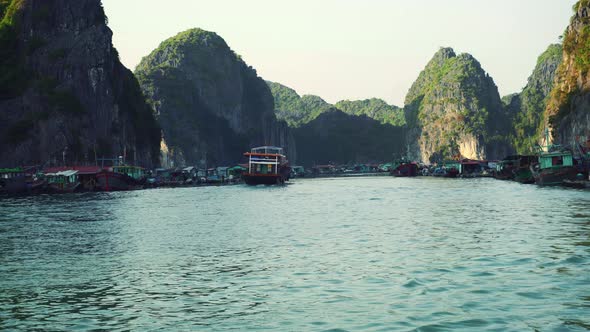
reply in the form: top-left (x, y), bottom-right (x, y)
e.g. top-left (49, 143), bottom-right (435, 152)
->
top-left (0, 178), bottom-right (589, 331)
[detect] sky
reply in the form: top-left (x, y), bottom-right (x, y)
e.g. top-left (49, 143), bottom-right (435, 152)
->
top-left (103, 0), bottom-right (576, 106)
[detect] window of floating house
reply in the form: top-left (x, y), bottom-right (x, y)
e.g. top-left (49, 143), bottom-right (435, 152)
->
top-left (541, 154), bottom-right (573, 169)
top-left (551, 156), bottom-right (563, 166)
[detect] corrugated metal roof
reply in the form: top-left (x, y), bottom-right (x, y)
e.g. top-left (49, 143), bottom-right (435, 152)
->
top-left (57, 170), bottom-right (78, 177)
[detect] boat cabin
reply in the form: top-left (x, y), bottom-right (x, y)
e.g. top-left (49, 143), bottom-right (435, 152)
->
top-left (46, 170), bottom-right (79, 187)
top-left (251, 146), bottom-right (284, 155)
top-left (183, 167), bottom-right (198, 178)
top-left (539, 151), bottom-right (573, 170)
top-left (460, 160), bottom-right (483, 175)
top-left (206, 168), bottom-right (221, 182)
top-left (291, 166), bottom-right (305, 177)
top-left (443, 161), bottom-right (461, 172)
top-left (112, 166), bottom-right (145, 180)
top-left (228, 165), bottom-right (247, 178)
top-left (245, 146), bottom-right (285, 176)
top-left (0, 168), bottom-right (25, 180)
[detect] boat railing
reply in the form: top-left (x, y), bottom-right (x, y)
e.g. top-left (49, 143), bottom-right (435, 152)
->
top-left (248, 155), bottom-right (280, 175)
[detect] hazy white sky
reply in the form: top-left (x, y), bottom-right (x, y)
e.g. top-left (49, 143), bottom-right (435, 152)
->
top-left (103, 0), bottom-right (575, 106)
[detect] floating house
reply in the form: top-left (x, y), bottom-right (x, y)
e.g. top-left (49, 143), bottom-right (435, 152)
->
top-left (46, 170), bottom-right (80, 193)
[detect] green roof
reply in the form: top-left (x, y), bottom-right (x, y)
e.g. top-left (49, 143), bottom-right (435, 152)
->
top-left (0, 167), bottom-right (23, 173)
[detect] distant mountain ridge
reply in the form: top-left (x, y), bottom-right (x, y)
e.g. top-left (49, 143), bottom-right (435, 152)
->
top-left (266, 81), bottom-right (405, 127)
top-left (292, 108), bottom-right (406, 167)
top-left (335, 99), bottom-right (406, 127)
top-left (266, 81), bottom-right (332, 127)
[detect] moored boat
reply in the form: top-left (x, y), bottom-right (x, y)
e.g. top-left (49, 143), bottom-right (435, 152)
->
top-left (0, 168), bottom-right (28, 194)
top-left (96, 165), bottom-right (146, 191)
top-left (531, 150), bottom-right (580, 186)
top-left (495, 157), bottom-right (518, 180)
top-left (513, 155), bottom-right (538, 184)
top-left (563, 179), bottom-right (590, 189)
top-left (242, 146), bottom-right (290, 185)
top-left (0, 167), bottom-right (45, 194)
top-left (291, 166), bottom-right (306, 178)
top-left (44, 166), bottom-right (102, 191)
top-left (46, 170), bottom-right (81, 193)
top-left (390, 160), bottom-right (418, 177)
top-left (434, 161), bottom-right (460, 178)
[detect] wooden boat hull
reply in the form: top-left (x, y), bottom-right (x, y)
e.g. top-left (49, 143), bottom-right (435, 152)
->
top-left (494, 172), bottom-right (514, 181)
top-left (0, 177), bottom-right (27, 193)
top-left (533, 166), bottom-right (580, 186)
top-left (243, 174), bottom-right (286, 186)
top-left (391, 164), bottom-right (418, 177)
top-left (514, 168), bottom-right (534, 184)
top-left (48, 182), bottom-right (80, 193)
top-left (563, 179), bottom-right (590, 189)
top-left (96, 171), bottom-right (144, 191)
top-left (444, 169), bottom-right (460, 178)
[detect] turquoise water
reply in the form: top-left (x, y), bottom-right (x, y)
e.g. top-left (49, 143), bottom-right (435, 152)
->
top-left (0, 177), bottom-right (589, 331)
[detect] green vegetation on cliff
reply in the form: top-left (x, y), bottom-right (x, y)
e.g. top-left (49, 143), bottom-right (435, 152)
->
top-left (335, 98), bottom-right (405, 126)
top-left (0, 0), bottom-right (161, 167)
top-left (544, 0), bottom-right (590, 147)
top-left (0, 0), bottom-right (27, 99)
top-left (0, 0), bottom-right (13, 19)
top-left (266, 81), bottom-right (331, 127)
top-left (508, 44), bottom-right (562, 153)
top-left (293, 109), bottom-right (406, 166)
top-left (136, 28), bottom-right (287, 167)
top-left (267, 81), bottom-right (406, 128)
top-left (566, 2), bottom-right (590, 73)
top-left (547, 1), bottom-right (590, 130)
top-left (404, 47), bottom-right (508, 162)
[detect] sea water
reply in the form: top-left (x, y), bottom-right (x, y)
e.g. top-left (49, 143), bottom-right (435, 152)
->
top-left (0, 177), bottom-right (589, 331)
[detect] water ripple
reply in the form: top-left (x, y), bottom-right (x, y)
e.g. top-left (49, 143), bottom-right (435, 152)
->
top-left (0, 177), bottom-right (589, 331)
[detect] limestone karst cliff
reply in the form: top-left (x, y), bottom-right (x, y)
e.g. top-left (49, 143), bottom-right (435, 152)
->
top-left (505, 44), bottom-right (563, 153)
top-left (136, 29), bottom-right (295, 167)
top-left (545, 1), bottom-right (590, 148)
top-left (404, 47), bottom-right (510, 163)
top-left (0, 0), bottom-right (161, 167)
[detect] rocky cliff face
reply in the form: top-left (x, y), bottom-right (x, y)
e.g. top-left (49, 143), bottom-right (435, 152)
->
top-left (136, 29), bottom-right (295, 167)
top-left (545, 1), bottom-right (590, 148)
top-left (0, 0), bottom-right (161, 168)
top-left (293, 108), bottom-right (405, 167)
top-left (404, 48), bottom-right (509, 163)
top-left (506, 44), bottom-right (562, 153)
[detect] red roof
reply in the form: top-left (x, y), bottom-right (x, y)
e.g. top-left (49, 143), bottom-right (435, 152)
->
top-left (44, 166), bottom-right (102, 175)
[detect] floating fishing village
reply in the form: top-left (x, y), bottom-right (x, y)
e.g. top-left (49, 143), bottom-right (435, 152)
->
top-left (2, 131), bottom-right (589, 195)
top-left (3, 1), bottom-right (590, 331)
top-left (1, 1), bottom-right (589, 197)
